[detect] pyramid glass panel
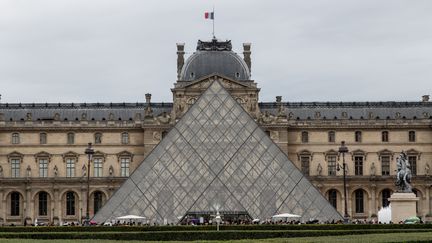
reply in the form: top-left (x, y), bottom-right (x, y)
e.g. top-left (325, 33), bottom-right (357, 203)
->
top-left (93, 80), bottom-right (343, 224)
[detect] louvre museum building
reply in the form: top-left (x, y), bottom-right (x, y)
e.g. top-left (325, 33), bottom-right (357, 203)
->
top-left (0, 38), bottom-right (431, 225)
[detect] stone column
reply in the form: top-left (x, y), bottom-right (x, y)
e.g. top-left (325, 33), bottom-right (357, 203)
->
top-left (243, 43), bottom-right (251, 73)
top-left (370, 185), bottom-right (376, 216)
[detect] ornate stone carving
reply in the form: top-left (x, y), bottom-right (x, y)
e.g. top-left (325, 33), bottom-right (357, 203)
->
top-left (370, 162), bottom-right (376, 176)
top-left (317, 163), bottom-right (322, 176)
top-left (109, 165), bottom-right (114, 176)
top-left (259, 111), bottom-right (275, 124)
top-left (157, 112), bottom-right (171, 124)
top-left (196, 39), bottom-right (232, 51)
top-left (26, 113), bottom-right (32, 121)
top-left (53, 113), bottom-right (60, 121)
top-left (81, 112), bottom-right (87, 121)
top-left (153, 131), bottom-right (161, 141)
top-left (82, 164), bottom-right (87, 177)
top-left (26, 165), bottom-right (31, 177)
top-left (109, 113), bottom-right (115, 121)
top-left (395, 151), bottom-right (412, 193)
top-left (53, 165), bottom-right (58, 177)
top-left (270, 131), bottom-right (279, 141)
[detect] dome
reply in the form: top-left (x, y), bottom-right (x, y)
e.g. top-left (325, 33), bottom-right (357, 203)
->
top-left (179, 39), bottom-right (251, 81)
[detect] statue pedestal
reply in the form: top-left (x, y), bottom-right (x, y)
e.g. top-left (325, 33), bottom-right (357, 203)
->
top-left (388, 192), bottom-right (418, 223)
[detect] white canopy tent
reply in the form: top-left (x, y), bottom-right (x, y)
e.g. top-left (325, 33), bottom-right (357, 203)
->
top-left (116, 215), bottom-right (146, 220)
top-left (272, 213), bottom-right (301, 218)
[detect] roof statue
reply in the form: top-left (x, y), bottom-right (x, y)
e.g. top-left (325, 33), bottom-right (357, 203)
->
top-left (92, 79), bottom-right (343, 224)
top-left (395, 151), bottom-right (412, 193)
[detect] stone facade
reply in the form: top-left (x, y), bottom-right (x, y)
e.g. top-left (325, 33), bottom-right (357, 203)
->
top-left (0, 39), bottom-right (431, 225)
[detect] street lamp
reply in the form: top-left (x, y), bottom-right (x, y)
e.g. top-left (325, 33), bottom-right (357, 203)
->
top-left (84, 142), bottom-right (94, 226)
top-left (337, 141), bottom-right (349, 223)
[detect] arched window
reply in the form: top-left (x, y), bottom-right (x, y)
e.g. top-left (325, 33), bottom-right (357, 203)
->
top-left (67, 132), bottom-right (75, 144)
top-left (355, 131), bottom-right (362, 142)
top-left (38, 191), bottom-right (48, 216)
top-left (328, 131), bottom-right (335, 143)
top-left (10, 192), bottom-right (20, 216)
top-left (381, 189), bottom-right (391, 208)
top-left (328, 189), bottom-right (337, 209)
top-left (94, 133), bottom-right (102, 144)
top-left (408, 131), bottom-right (416, 142)
top-left (66, 191), bottom-right (75, 215)
top-left (40, 132), bottom-right (47, 144)
top-left (301, 131), bottom-right (309, 143)
top-left (12, 133), bottom-right (20, 144)
top-left (354, 189), bottom-right (364, 213)
top-left (382, 131), bottom-right (389, 142)
top-left (121, 132), bottom-right (129, 144)
top-left (93, 191), bottom-right (103, 214)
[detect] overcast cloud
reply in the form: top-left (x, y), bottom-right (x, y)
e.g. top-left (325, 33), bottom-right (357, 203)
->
top-left (1, 0), bottom-right (431, 103)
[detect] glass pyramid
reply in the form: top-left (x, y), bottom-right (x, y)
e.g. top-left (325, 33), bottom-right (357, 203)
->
top-left (93, 80), bottom-right (343, 224)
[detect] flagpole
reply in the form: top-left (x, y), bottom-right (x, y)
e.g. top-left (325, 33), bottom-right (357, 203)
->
top-left (212, 6), bottom-right (215, 39)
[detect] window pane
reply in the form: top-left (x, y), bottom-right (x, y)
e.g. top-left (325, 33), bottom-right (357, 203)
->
top-left (301, 131), bottom-right (308, 143)
top-left (355, 190), bottom-right (364, 213)
top-left (11, 192), bottom-right (20, 216)
top-left (11, 159), bottom-right (20, 178)
top-left (93, 158), bottom-right (103, 177)
top-left (40, 133), bottom-right (47, 144)
top-left (122, 132), bottom-right (129, 144)
top-left (409, 131), bottom-right (416, 142)
top-left (300, 156), bottom-right (309, 176)
top-left (67, 133), bottom-right (75, 144)
top-left (409, 156), bottom-right (417, 176)
top-left (328, 156), bottom-right (336, 176)
top-left (328, 190), bottom-right (337, 209)
top-left (66, 158), bottom-right (75, 177)
top-left (66, 192), bottom-right (75, 215)
top-left (39, 159), bottom-right (48, 177)
top-left (354, 156), bottom-right (363, 176)
top-left (39, 192), bottom-right (48, 216)
top-left (381, 156), bottom-right (390, 176)
top-left (328, 131), bottom-right (335, 143)
top-left (121, 158), bottom-right (130, 177)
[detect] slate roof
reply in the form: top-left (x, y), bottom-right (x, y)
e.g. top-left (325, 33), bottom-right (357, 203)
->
top-left (0, 101), bottom-right (431, 121)
top-left (0, 103), bottom-right (172, 121)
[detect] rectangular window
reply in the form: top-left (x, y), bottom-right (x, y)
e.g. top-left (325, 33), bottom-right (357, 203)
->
top-left (409, 156), bottom-right (417, 176)
top-left (93, 158), bottom-right (103, 177)
top-left (66, 158), bottom-right (75, 177)
top-left (121, 158), bottom-right (130, 177)
top-left (67, 133), bottom-right (75, 144)
top-left (12, 133), bottom-right (20, 144)
top-left (382, 131), bottom-right (389, 142)
top-left (355, 131), bottom-right (362, 143)
top-left (39, 159), bottom-right (48, 178)
top-left (354, 156), bottom-right (363, 176)
top-left (328, 131), bottom-right (335, 143)
top-left (328, 156), bottom-right (337, 176)
top-left (381, 156), bottom-right (390, 176)
top-left (40, 133), bottom-right (47, 144)
top-left (11, 159), bottom-right (20, 178)
top-left (409, 131), bottom-right (416, 142)
top-left (300, 156), bottom-right (310, 176)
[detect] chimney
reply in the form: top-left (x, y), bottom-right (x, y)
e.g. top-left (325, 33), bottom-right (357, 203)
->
top-left (422, 95), bottom-right (430, 102)
top-left (176, 43), bottom-right (185, 79)
top-left (145, 93), bottom-right (152, 104)
top-left (243, 43), bottom-right (251, 73)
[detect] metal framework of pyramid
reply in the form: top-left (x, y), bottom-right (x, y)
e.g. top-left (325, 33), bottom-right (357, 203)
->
top-left (93, 80), bottom-right (343, 223)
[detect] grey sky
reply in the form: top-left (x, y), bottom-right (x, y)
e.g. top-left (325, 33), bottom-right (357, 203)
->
top-left (1, 0), bottom-right (431, 103)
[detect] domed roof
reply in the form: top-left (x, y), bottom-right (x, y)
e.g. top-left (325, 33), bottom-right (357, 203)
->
top-left (179, 39), bottom-right (250, 81)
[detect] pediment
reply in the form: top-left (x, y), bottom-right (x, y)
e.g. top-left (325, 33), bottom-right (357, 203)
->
top-left (62, 151), bottom-right (80, 162)
top-left (7, 151), bottom-right (24, 160)
top-left (183, 74), bottom-right (250, 90)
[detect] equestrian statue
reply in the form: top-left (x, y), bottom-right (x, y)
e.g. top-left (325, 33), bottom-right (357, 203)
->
top-left (395, 151), bottom-right (412, 193)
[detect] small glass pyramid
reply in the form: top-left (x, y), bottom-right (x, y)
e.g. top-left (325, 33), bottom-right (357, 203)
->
top-left (93, 80), bottom-right (343, 224)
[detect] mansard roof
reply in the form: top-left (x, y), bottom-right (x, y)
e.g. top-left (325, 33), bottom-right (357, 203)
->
top-left (259, 101), bottom-right (432, 120)
top-left (0, 100), bottom-right (431, 121)
top-left (0, 102), bottom-right (172, 121)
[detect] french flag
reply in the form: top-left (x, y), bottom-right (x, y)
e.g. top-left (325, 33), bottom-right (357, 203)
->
top-left (204, 12), bottom-right (214, 19)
